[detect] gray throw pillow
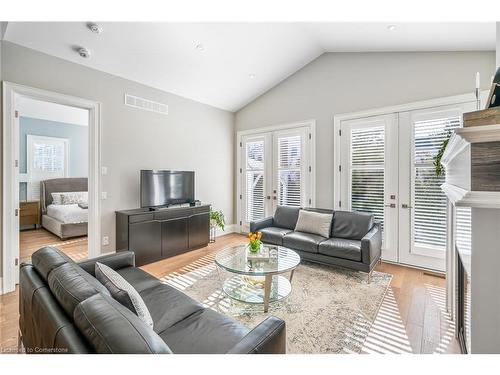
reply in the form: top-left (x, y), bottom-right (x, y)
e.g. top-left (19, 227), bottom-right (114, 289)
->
top-left (294, 209), bottom-right (333, 238)
top-left (95, 262), bottom-right (154, 328)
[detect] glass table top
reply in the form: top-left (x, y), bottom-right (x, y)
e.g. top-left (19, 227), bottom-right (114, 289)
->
top-left (214, 244), bottom-right (300, 276)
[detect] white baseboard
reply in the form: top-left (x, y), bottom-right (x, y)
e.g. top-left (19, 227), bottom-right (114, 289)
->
top-left (214, 223), bottom-right (240, 237)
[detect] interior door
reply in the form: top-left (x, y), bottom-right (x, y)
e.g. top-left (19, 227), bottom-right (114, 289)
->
top-left (340, 114), bottom-right (399, 261)
top-left (241, 127), bottom-right (312, 232)
top-left (398, 102), bottom-right (476, 270)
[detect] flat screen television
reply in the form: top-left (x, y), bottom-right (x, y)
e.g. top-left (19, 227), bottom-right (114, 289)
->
top-left (140, 170), bottom-right (195, 208)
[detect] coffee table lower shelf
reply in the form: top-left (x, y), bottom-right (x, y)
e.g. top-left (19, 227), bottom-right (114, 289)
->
top-left (221, 274), bottom-right (292, 313)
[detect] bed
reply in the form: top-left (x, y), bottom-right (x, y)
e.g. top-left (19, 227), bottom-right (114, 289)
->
top-left (40, 177), bottom-right (88, 239)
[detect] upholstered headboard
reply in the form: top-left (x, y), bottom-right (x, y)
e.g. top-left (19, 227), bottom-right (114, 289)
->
top-left (40, 178), bottom-right (88, 214)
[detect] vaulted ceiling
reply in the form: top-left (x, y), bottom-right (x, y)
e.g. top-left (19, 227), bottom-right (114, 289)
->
top-left (3, 22), bottom-right (496, 111)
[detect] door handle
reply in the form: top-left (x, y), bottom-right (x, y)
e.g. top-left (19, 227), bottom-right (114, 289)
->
top-left (384, 203), bottom-right (396, 208)
top-left (401, 204), bottom-right (413, 209)
top-left (266, 196), bottom-right (271, 200)
top-left (273, 196), bottom-right (277, 200)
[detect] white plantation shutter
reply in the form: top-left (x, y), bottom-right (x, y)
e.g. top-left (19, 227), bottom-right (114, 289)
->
top-left (350, 126), bottom-right (385, 228)
top-left (455, 207), bottom-right (471, 254)
top-left (244, 139), bottom-right (266, 222)
top-left (27, 135), bottom-right (68, 200)
top-left (413, 115), bottom-right (461, 250)
top-left (277, 135), bottom-right (302, 206)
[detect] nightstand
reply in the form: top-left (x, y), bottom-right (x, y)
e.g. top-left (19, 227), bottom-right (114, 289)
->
top-left (20, 200), bottom-right (41, 229)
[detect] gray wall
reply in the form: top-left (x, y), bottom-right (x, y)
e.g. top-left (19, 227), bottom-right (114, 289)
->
top-left (0, 41), bottom-right (3, 275)
top-left (19, 116), bottom-right (89, 201)
top-left (1, 41), bottom-right (235, 264)
top-left (235, 51), bottom-right (496, 209)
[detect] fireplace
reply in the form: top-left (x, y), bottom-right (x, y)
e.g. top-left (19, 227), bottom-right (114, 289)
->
top-left (441, 106), bottom-right (500, 353)
top-left (456, 251), bottom-right (471, 353)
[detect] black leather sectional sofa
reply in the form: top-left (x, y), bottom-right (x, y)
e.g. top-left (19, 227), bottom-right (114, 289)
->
top-left (250, 206), bottom-right (382, 278)
top-left (19, 246), bottom-right (286, 354)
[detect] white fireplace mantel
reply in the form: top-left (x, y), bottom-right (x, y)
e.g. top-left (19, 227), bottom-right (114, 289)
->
top-left (441, 110), bottom-right (500, 354)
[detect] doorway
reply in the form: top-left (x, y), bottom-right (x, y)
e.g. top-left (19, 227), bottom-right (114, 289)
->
top-left (336, 97), bottom-right (477, 271)
top-left (18, 97), bottom-right (89, 266)
top-left (238, 121), bottom-right (315, 232)
top-left (2, 82), bottom-right (101, 294)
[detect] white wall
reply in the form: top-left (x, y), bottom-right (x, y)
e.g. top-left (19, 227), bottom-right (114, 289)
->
top-left (496, 22), bottom-right (500, 69)
top-left (0, 41), bottom-right (235, 266)
top-left (0, 41), bottom-right (3, 277)
top-left (235, 51), bottom-right (496, 210)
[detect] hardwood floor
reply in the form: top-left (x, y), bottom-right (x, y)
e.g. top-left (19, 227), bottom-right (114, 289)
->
top-left (19, 228), bottom-right (88, 263)
top-left (0, 233), bottom-right (460, 354)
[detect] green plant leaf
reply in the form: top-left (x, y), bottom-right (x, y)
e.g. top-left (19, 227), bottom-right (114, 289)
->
top-left (209, 209), bottom-right (225, 231)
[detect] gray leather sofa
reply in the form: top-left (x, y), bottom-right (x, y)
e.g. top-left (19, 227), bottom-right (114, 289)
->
top-left (250, 206), bottom-right (381, 278)
top-left (19, 246), bottom-right (286, 354)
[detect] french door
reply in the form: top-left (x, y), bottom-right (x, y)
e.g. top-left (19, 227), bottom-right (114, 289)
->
top-left (340, 114), bottom-right (399, 262)
top-left (240, 126), bottom-right (312, 232)
top-left (398, 103), bottom-right (475, 270)
top-left (340, 102), bottom-right (475, 271)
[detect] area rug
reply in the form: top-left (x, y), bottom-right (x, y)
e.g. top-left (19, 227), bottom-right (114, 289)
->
top-left (162, 258), bottom-right (392, 354)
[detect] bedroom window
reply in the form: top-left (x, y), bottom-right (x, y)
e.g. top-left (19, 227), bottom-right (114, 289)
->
top-left (27, 135), bottom-right (69, 200)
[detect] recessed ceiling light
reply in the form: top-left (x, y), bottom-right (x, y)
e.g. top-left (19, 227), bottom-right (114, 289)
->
top-left (249, 74), bottom-right (256, 79)
top-left (195, 43), bottom-right (205, 51)
top-left (87, 22), bottom-right (103, 34)
top-left (387, 25), bottom-right (396, 31)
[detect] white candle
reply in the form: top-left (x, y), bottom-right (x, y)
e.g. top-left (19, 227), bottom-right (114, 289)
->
top-left (476, 72), bottom-right (480, 89)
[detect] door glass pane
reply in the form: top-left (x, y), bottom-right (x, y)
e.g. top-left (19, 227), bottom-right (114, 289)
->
top-left (277, 135), bottom-right (302, 206)
top-left (245, 140), bottom-right (265, 222)
top-left (413, 115), bottom-right (461, 251)
top-left (350, 126), bottom-right (385, 228)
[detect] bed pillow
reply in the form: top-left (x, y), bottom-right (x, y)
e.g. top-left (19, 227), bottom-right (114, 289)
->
top-left (60, 191), bottom-right (88, 205)
top-left (95, 262), bottom-right (154, 328)
top-left (294, 209), bottom-right (333, 238)
top-left (51, 192), bottom-right (63, 205)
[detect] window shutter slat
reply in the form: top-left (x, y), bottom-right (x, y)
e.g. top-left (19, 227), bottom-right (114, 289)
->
top-left (245, 140), bottom-right (265, 222)
top-left (413, 114), bottom-right (461, 250)
top-left (350, 126), bottom-right (385, 230)
top-left (277, 135), bottom-right (302, 207)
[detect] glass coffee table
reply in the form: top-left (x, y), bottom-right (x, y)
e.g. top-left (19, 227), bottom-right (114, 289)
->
top-left (214, 244), bottom-right (300, 313)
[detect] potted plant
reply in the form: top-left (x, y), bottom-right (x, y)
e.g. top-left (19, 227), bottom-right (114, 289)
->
top-left (209, 209), bottom-right (225, 242)
top-left (247, 231), bottom-right (263, 253)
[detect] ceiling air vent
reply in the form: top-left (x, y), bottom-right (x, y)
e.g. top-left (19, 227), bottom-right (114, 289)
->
top-left (124, 94), bottom-right (168, 115)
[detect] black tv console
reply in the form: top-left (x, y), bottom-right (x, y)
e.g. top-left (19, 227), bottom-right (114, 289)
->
top-left (115, 204), bottom-right (210, 266)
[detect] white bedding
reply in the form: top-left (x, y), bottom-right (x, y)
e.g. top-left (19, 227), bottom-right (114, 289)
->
top-left (46, 204), bottom-right (88, 224)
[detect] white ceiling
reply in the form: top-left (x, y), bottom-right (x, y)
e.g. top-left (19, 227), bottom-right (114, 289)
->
top-left (18, 96), bottom-right (89, 126)
top-left (3, 22), bottom-right (496, 112)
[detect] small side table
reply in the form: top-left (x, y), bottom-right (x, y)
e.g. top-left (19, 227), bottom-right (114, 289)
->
top-left (20, 200), bottom-right (41, 229)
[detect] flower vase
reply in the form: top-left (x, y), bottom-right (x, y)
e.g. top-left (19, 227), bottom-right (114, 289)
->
top-left (248, 241), bottom-right (262, 253)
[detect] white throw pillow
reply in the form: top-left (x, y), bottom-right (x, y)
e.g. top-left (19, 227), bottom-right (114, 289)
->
top-left (60, 191), bottom-right (88, 205)
top-left (51, 192), bottom-right (63, 205)
top-left (294, 210), bottom-right (333, 238)
top-left (95, 262), bottom-right (154, 328)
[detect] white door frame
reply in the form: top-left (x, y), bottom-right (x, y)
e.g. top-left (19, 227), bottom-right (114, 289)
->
top-left (333, 91), bottom-right (488, 270)
top-left (2, 82), bottom-right (102, 294)
top-left (236, 120), bottom-right (316, 233)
